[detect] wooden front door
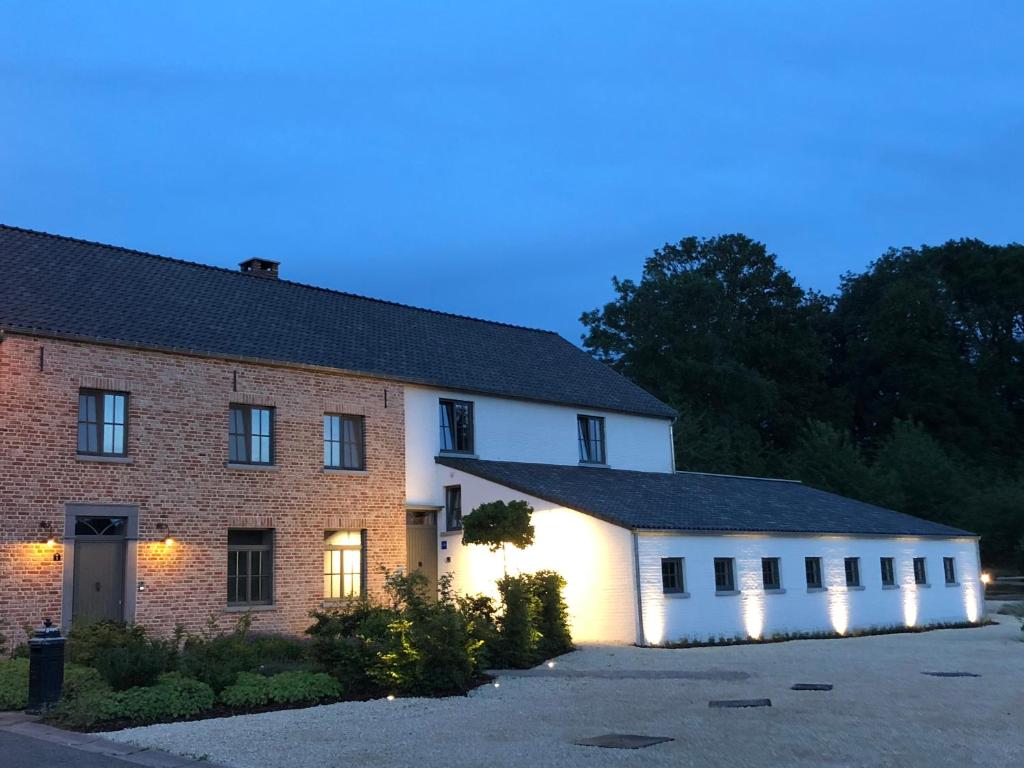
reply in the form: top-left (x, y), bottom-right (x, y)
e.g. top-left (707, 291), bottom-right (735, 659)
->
top-left (406, 510), bottom-right (438, 597)
top-left (72, 516), bottom-right (127, 624)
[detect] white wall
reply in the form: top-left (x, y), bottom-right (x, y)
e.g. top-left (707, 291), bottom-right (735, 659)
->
top-left (437, 467), bottom-right (638, 644)
top-left (405, 385), bottom-right (674, 505)
top-left (637, 533), bottom-right (984, 645)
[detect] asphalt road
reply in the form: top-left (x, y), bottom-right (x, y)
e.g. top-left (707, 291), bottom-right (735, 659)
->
top-left (0, 730), bottom-right (138, 768)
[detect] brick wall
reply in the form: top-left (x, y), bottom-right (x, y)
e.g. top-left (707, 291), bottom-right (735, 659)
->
top-left (0, 333), bottom-right (406, 650)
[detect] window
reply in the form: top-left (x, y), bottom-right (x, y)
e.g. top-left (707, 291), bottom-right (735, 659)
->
top-left (661, 558), bottom-right (685, 594)
top-left (324, 530), bottom-right (364, 599)
top-left (577, 415), bottom-right (606, 464)
top-left (805, 557), bottom-right (823, 589)
top-left (844, 557), bottom-right (861, 587)
top-left (77, 390), bottom-right (128, 456)
top-left (880, 557), bottom-right (896, 587)
top-left (439, 400), bottom-right (473, 454)
top-left (943, 557), bottom-right (956, 585)
top-left (445, 485), bottom-right (462, 531)
top-left (324, 415), bottom-right (365, 470)
top-left (229, 405), bottom-right (274, 464)
top-left (913, 557), bottom-right (928, 585)
top-left (761, 557), bottom-right (781, 590)
top-left (714, 557), bottom-right (735, 592)
top-left (227, 529), bottom-right (273, 606)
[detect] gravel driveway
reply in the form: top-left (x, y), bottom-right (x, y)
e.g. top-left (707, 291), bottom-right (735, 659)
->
top-left (106, 610), bottom-right (1024, 768)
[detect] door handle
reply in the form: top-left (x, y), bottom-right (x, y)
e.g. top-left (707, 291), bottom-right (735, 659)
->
top-left (95, 581), bottom-right (101, 592)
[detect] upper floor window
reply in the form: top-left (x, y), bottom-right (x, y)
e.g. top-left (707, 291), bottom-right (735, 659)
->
top-left (714, 557), bottom-right (736, 592)
top-left (324, 414), bottom-right (365, 470)
top-left (445, 485), bottom-right (462, 531)
top-left (229, 405), bottom-right (274, 465)
top-left (761, 557), bottom-right (781, 590)
top-left (805, 557), bottom-right (823, 589)
top-left (577, 415), bottom-right (606, 464)
top-left (324, 530), bottom-right (364, 599)
top-left (913, 557), bottom-right (928, 585)
top-left (844, 557), bottom-right (861, 587)
top-left (77, 389), bottom-right (128, 456)
top-left (439, 399), bottom-right (473, 454)
top-left (880, 557), bottom-right (896, 587)
top-left (943, 557), bottom-right (956, 585)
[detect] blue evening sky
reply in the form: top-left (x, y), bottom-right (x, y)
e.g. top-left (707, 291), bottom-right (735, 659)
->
top-left (1, 2), bottom-right (1021, 342)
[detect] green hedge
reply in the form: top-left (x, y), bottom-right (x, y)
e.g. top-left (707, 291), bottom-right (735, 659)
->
top-left (53, 673), bottom-right (214, 728)
top-left (0, 659), bottom-right (29, 711)
top-left (220, 671), bottom-right (341, 707)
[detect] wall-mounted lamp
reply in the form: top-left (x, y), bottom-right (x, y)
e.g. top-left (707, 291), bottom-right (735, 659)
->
top-left (980, 572), bottom-right (991, 586)
top-left (155, 522), bottom-right (175, 547)
top-left (38, 521), bottom-right (56, 547)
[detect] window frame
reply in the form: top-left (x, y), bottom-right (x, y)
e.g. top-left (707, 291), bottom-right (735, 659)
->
top-left (323, 530), bottom-right (366, 600)
top-left (943, 556), bottom-right (956, 585)
top-left (713, 557), bottom-right (736, 592)
top-left (229, 404), bottom-right (275, 465)
top-left (880, 557), bottom-right (896, 587)
top-left (761, 557), bottom-right (782, 590)
top-left (577, 414), bottom-right (607, 465)
top-left (227, 529), bottom-right (274, 607)
top-left (323, 414), bottom-right (366, 470)
top-left (913, 556), bottom-right (928, 585)
top-left (77, 389), bottom-right (129, 457)
top-left (444, 485), bottom-right (463, 531)
top-left (804, 557), bottom-right (823, 589)
top-left (844, 557), bottom-right (861, 588)
top-left (439, 399), bottom-right (474, 455)
top-left (661, 557), bottom-right (685, 594)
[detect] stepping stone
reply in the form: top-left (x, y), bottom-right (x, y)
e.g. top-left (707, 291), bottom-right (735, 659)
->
top-left (921, 671), bottom-right (981, 678)
top-left (709, 698), bottom-right (772, 708)
top-left (791, 683), bottom-right (834, 691)
top-left (574, 734), bottom-right (674, 749)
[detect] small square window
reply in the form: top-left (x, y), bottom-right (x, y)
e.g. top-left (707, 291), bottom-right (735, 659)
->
top-left (445, 486), bottom-right (462, 531)
top-left (761, 557), bottom-right (781, 590)
top-left (439, 400), bottom-right (474, 454)
top-left (661, 558), bottom-right (685, 594)
top-left (227, 529), bottom-right (273, 606)
top-left (324, 414), bottom-right (365, 470)
top-left (844, 557), bottom-right (861, 587)
top-left (577, 415), bottom-right (606, 464)
top-left (229, 404), bottom-right (274, 465)
top-left (805, 557), bottom-right (823, 589)
top-left (324, 530), bottom-right (365, 599)
top-left (77, 389), bottom-right (128, 456)
top-left (714, 557), bottom-right (735, 592)
top-left (913, 557), bottom-right (928, 585)
top-left (880, 557), bottom-right (896, 586)
top-left (943, 557), bottom-right (956, 585)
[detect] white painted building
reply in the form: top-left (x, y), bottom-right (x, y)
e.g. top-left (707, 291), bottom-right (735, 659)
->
top-left (405, 381), bottom-right (984, 646)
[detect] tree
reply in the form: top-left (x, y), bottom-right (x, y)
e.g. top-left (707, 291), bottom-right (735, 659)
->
top-left (785, 420), bottom-right (880, 502)
top-left (461, 500), bottom-right (535, 574)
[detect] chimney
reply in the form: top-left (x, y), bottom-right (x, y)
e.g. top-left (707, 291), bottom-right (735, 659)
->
top-left (239, 258), bottom-right (280, 279)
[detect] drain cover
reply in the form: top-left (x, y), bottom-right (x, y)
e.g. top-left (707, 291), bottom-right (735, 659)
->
top-left (791, 683), bottom-right (833, 691)
top-left (574, 734), bottom-right (674, 749)
top-left (922, 671), bottom-right (981, 678)
top-left (709, 698), bottom-right (772, 708)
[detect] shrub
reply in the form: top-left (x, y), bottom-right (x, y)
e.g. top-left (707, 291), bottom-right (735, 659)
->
top-left (456, 594), bottom-right (501, 669)
top-left (0, 659), bottom-right (29, 711)
top-left (52, 673), bottom-right (215, 728)
top-left (178, 615), bottom-right (258, 693)
top-left (68, 621), bottom-right (148, 666)
top-left (496, 575), bottom-right (540, 668)
top-left (307, 602), bottom-right (400, 693)
top-left (218, 672), bottom-right (271, 707)
top-left (94, 640), bottom-right (171, 690)
top-left (530, 571), bottom-right (573, 659)
top-left (220, 670), bottom-right (342, 707)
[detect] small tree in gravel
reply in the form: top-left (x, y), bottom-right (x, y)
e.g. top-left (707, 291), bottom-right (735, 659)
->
top-left (461, 499), bottom-right (535, 574)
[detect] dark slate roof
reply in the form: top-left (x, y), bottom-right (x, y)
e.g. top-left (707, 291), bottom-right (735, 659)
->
top-left (0, 225), bottom-right (674, 419)
top-left (436, 457), bottom-right (975, 537)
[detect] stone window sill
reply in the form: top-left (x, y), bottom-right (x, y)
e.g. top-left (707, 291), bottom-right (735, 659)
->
top-left (225, 604), bottom-right (277, 613)
top-left (321, 597), bottom-right (362, 607)
top-left (843, 585), bottom-right (866, 591)
top-left (437, 451), bottom-right (478, 460)
top-left (806, 587), bottom-right (828, 593)
top-left (663, 591), bottom-right (690, 599)
top-left (76, 454), bottom-right (134, 464)
top-left (912, 583), bottom-right (932, 588)
top-left (225, 462), bottom-right (280, 472)
top-left (764, 588), bottom-right (786, 595)
top-left (715, 590), bottom-right (740, 597)
top-left (323, 468), bottom-right (369, 476)
top-left (579, 461), bottom-right (610, 468)
top-left (882, 584), bottom-right (900, 590)
top-left (944, 582), bottom-right (960, 587)
top-left (440, 530), bottom-right (463, 538)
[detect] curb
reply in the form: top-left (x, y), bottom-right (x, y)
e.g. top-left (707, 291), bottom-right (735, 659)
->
top-left (0, 712), bottom-right (226, 767)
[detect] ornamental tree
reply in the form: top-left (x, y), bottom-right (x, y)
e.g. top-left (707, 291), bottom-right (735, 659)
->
top-left (462, 500), bottom-right (535, 574)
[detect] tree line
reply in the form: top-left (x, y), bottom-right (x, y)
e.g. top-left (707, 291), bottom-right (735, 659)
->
top-left (581, 235), bottom-right (1023, 570)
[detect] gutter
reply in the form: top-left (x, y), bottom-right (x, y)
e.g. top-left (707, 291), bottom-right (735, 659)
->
top-left (631, 530), bottom-right (646, 647)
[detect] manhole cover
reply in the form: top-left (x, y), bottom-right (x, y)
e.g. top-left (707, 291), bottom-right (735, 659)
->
top-left (791, 683), bottom-right (833, 691)
top-left (922, 671), bottom-right (981, 678)
top-left (574, 734), bottom-right (674, 749)
top-left (709, 698), bottom-right (772, 708)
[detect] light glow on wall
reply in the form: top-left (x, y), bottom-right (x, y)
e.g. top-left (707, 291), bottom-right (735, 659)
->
top-left (743, 592), bottom-right (764, 640)
top-left (902, 587), bottom-right (919, 628)
top-left (828, 591), bottom-right (849, 635)
top-left (963, 583), bottom-right (979, 623)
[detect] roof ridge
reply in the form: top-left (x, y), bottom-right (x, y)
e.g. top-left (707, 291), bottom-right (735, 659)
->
top-left (677, 469), bottom-right (802, 484)
top-left (0, 223), bottom-right (559, 337)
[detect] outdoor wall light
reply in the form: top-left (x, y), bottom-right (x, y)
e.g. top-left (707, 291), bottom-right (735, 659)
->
top-left (155, 522), bottom-right (175, 547)
top-left (38, 521), bottom-right (56, 546)
top-left (980, 572), bottom-right (991, 585)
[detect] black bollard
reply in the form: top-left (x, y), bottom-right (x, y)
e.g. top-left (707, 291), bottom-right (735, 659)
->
top-left (27, 618), bottom-right (65, 713)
